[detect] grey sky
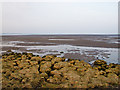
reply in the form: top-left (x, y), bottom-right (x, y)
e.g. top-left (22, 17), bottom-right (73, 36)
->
top-left (2, 1), bottom-right (118, 34)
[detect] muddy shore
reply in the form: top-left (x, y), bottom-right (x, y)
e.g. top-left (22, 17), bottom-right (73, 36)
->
top-left (1, 35), bottom-right (119, 64)
top-left (2, 35), bottom-right (119, 48)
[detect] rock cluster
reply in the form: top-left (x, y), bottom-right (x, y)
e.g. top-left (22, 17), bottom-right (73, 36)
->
top-left (1, 52), bottom-right (120, 88)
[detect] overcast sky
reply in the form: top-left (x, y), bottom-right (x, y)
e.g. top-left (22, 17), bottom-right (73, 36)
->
top-left (2, 1), bottom-right (118, 34)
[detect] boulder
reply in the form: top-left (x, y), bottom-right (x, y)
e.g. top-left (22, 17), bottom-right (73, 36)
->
top-left (53, 62), bottom-right (69, 69)
top-left (93, 60), bottom-right (107, 70)
top-left (51, 57), bottom-right (64, 65)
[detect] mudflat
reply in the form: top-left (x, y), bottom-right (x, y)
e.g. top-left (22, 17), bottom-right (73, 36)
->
top-left (1, 35), bottom-right (119, 63)
top-left (2, 35), bottom-right (119, 48)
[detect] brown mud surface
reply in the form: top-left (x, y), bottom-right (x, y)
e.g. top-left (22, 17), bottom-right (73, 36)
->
top-left (1, 35), bottom-right (119, 64)
top-left (2, 35), bottom-right (119, 48)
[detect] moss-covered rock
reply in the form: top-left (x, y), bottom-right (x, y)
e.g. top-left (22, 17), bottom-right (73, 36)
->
top-left (107, 73), bottom-right (119, 85)
top-left (93, 60), bottom-right (107, 71)
top-left (40, 62), bottom-right (52, 73)
top-left (51, 57), bottom-right (64, 65)
top-left (31, 56), bottom-right (42, 61)
top-left (53, 62), bottom-right (69, 69)
top-left (2, 52), bottom-right (120, 89)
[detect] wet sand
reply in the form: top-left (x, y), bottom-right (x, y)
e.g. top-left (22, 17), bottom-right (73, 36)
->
top-left (2, 35), bottom-right (119, 48)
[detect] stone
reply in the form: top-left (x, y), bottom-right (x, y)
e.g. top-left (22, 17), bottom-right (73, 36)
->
top-left (51, 57), bottom-right (64, 65)
top-left (53, 62), bottom-right (69, 69)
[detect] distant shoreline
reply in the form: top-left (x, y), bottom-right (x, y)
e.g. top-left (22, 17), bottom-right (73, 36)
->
top-left (1, 34), bottom-right (120, 37)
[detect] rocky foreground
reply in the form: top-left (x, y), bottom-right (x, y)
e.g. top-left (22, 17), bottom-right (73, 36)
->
top-left (1, 51), bottom-right (120, 88)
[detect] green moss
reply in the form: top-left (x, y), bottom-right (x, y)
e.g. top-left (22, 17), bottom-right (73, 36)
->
top-left (2, 52), bottom-right (120, 88)
top-left (41, 82), bottom-right (60, 88)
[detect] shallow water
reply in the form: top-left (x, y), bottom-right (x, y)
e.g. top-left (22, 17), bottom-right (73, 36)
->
top-left (1, 41), bottom-right (119, 64)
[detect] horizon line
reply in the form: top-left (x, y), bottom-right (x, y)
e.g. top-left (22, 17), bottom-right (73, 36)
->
top-left (1, 33), bottom-right (120, 36)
